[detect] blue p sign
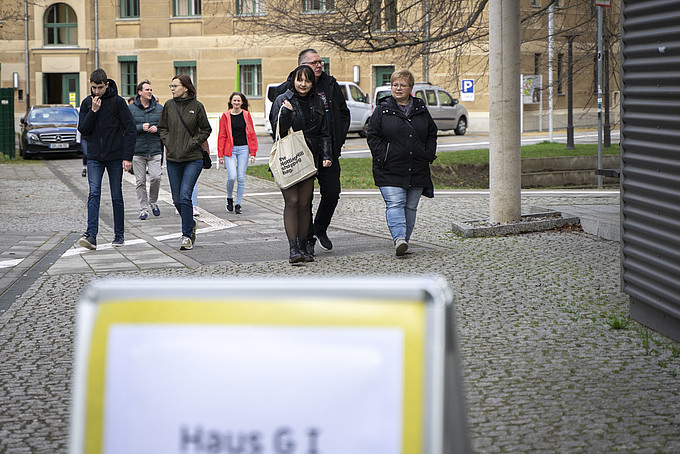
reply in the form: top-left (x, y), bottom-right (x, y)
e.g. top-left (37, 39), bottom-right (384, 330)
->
top-left (462, 79), bottom-right (474, 94)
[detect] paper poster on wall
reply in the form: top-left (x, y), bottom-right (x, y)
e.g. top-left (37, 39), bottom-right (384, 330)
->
top-left (522, 75), bottom-right (542, 104)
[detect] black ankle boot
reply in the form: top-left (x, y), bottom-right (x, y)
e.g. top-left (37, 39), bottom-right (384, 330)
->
top-left (302, 240), bottom-right (315, 262)
top-left (289, 240), bottom-right (304, 264)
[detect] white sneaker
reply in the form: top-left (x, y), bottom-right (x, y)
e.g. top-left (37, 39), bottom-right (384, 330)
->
top-left (180, 236), bottom-right (193, 250)
top-left (193, 206), bottom-right (200, 216)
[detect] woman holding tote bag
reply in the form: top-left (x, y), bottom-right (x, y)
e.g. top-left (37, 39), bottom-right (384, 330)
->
top-left (270, 65), bottom-right (332, 264)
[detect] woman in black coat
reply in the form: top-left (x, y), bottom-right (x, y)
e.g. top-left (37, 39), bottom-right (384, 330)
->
top-left (366, 69), bottom-right (438, 256)
top-left (271, 65), bottom-right (332, 264)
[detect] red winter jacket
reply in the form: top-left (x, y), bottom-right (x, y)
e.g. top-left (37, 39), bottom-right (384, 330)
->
top-left (217, 109), bottom-right (258, 158)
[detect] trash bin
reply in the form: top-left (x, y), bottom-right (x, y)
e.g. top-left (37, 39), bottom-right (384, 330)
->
top-left (0, 88), bottom-right (16, 159)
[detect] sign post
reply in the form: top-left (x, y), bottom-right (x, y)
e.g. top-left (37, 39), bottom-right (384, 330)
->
top-left (70, 277), bottom-right (470, 454)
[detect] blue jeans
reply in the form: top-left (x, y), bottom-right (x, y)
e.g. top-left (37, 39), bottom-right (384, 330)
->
top-left (226, 145), bottom-right (249, 205)
top-left (86, 159), bottom-right (125, 238)
top-left (379, 186), bottom-right (423, 243)
top-left (167, 159), bottom-right (202, 238)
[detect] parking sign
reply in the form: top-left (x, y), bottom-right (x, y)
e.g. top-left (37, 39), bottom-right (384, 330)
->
top-left (461, 79), bottom-right (474, 102)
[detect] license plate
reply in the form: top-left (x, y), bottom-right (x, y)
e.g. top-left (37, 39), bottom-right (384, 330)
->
top-left (49, 143), bottom-right (69, 149)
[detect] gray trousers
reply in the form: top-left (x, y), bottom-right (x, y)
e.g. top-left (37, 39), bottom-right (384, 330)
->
top-left (132, 154), bottom-right (162, 213)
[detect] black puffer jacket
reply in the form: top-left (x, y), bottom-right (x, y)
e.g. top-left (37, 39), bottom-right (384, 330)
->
top-left (366, 96), bottom-right (438, 197)
top-left (271, 89), bottom-right (332, 165)
top-left (273, 71), bottom-right (349, 158)
top-left (78, 79), bottom-right (136, 161)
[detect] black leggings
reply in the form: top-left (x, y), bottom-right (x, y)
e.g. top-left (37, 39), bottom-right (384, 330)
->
top-left (281, 177), bottom-right (314, 242)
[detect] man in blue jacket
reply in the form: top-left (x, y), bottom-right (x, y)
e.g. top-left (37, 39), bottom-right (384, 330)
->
top-left (129, 80), bottom-right (164, 220)
top-left (77, 68), bottom-right (136, 250)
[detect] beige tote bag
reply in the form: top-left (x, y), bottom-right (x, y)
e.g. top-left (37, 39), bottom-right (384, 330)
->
top-left (269, 106), bottom-right (318, 189)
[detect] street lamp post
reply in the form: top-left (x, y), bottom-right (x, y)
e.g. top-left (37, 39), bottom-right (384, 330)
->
top-left (565, 35), bottom-right (577, 150)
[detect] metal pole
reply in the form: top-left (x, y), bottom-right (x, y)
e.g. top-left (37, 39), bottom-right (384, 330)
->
top-left (24, 0), bottom-right (30, 113)
top-left (94, 0), bottom-right (99, 69)
top-left (604, 34), bottom-right (611, 148)
top-left (566, 36), bottom-right (575, 149)
top-left (548, 3), bottom-right (554, 141)
top-left (597, 6), bottom-right (603, 188)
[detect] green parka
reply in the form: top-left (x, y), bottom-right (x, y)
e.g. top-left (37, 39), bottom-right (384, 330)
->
top-left (158, 96), bottom-right (212, 163)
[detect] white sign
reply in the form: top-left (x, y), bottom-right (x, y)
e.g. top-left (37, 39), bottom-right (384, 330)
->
top-left (104, 325), bottom-right (404, 453)
top-left (594, 0), bottom-right (611, 6)
top-left (70, 277), bottom-right (470, 454)
top-left (461, 79), bottom-right (474, 102)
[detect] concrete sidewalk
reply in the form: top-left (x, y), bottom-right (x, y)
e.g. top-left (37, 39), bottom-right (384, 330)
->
top-left (1, 159), bottom-right (679, 453)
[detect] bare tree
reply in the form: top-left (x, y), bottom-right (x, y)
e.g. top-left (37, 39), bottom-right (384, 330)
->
top-left (205, 0), bottom-right (620, 95)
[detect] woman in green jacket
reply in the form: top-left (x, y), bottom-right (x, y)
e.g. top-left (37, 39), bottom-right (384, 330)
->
top-left (159, 74), bottom-right (212, 250)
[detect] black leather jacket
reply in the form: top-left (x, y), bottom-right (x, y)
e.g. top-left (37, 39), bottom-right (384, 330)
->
top-left (271, 89), bottom-right (332, 164)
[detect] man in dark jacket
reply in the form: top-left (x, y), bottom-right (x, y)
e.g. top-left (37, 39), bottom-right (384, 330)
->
top-left (129, 80), bottom-right (164, 220)
top-left (77, 68), bottom-right (136, 250)
top-left (272, 49), bottom-right (350, 253)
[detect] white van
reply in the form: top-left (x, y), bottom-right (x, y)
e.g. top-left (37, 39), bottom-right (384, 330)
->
top-left (264, 83), bottom-right (284, 136)
top-left (264, 81), bottom-right (372, 137)
top-left (337, 81), bottom-right (372, 137)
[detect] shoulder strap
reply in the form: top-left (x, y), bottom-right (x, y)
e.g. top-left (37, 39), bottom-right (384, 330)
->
top-left (172, 100), bottom-right (193, 136)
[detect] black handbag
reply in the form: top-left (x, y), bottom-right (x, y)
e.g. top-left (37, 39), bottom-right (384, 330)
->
top-left (172, 100), bottom-right (212, 169)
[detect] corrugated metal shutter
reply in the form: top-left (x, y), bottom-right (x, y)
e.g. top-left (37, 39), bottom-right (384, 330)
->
top-left (622, 0), bottom-right (680, 342)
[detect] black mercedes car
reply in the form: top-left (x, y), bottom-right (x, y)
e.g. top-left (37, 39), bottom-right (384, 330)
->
top-left (19, 104), bottom-right (82, 159)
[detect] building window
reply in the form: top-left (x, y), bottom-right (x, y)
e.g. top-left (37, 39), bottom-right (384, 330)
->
top-left (119, 57), bottom-right (138, 98)
top-left (44, 3), bottom-right (78, 46)
top-left (174, 0), bottom-right (201, 16)
top-left (302, 0), bottom-right (334, 13)
top-left (557, 52), bottom-right (564, 94)
top-left (120, 0), bottom-right (139, 18)
top-left (237, 59), bottom-right (262, 98)
top-left (370, 0), bottom-right (397, 31)
top-left (534, 53), bottom-right (541, 76)
top-left (322, 57), bottom-right (330, 75)
top-left (174, 61), bottom-right (197, 88)
top-left (531, 0), bottom-right (540, 7)
top-left (236, 0), bottom-right (264, 15)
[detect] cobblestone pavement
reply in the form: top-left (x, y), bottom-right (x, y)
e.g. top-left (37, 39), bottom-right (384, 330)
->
top-left (0, 159), bottom-right (679, 453)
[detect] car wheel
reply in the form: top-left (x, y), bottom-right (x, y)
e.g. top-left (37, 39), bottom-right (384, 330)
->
top-left (359, 121), bottom-right (368, 138)
top-left (454, 117), bottom-right (467, 135)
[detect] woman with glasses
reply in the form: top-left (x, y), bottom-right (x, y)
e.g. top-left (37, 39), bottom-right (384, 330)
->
top-left (270, 65), bottom-right (332, 264)
top-left (217, 92), bottom-right (258, 215)
top-left (366, 69), bottom-right (438, 256)
top-left (159, 74), bottom-right (212, 251)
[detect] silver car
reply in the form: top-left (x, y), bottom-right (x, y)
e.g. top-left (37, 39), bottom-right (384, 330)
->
top-left (373, 83), bottom-right (469, 135)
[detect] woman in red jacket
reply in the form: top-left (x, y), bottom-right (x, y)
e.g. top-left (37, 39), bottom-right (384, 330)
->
top-left (218, 92), bottom-right (258, 214)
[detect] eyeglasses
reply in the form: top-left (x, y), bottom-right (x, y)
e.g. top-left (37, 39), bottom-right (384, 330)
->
top-left (391, 83), bottom-right (410, 89)
top-left (169, 84), bottom-right (181, 89)
top-left (303, 60), bottom-right (324, 66)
